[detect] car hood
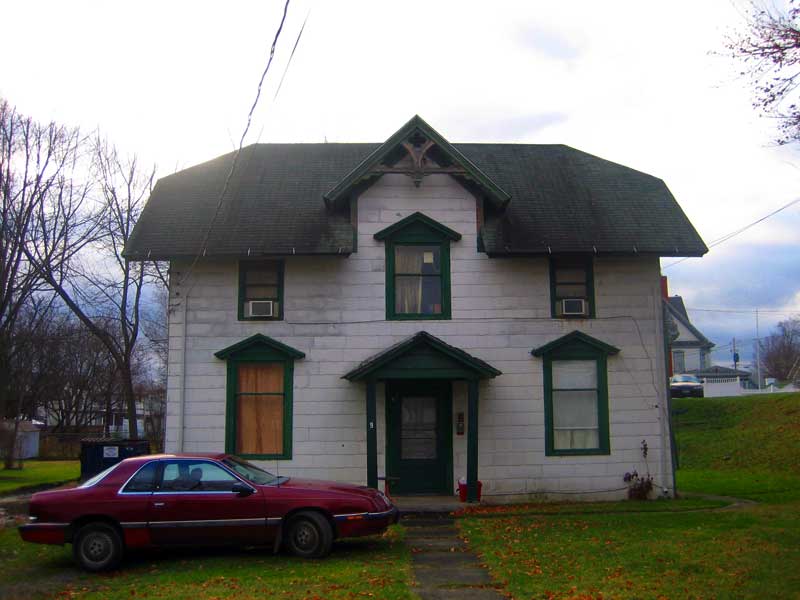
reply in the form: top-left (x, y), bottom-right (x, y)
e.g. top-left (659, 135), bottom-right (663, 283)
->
top-left (671, 381), bottom-right (702, 387)
top-left (268, 478), bottom-right (377, 498)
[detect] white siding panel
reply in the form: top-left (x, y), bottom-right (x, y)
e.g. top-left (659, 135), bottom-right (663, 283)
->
top-left (166, 173), bottom-right (672, 499)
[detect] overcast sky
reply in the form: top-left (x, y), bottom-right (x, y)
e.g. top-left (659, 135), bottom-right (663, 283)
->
top-left (2, 0), bottom-right (798, 367)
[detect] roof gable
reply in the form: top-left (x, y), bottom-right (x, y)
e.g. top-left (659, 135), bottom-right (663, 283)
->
top-left (214, 334), bottom-right (306, 360)
top-left (663, 299), bottom-right (713, 347)
top-left (343, 331), bottom-right (501, 381)
top-left (323, 115), bottom-right (511, 209)
top-left (531, 331), bottom-right (620, 357)
top-left (373, 211), bottom-right (462, 241)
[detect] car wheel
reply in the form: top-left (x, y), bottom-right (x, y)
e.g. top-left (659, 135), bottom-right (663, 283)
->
top-left (285, 511), bottom-right (333, 558)
top-left (73, 522), bottom-right (124, 572)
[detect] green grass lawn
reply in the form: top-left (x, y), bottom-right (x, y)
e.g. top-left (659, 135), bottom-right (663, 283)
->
top-left (673, 392), bottom-right (800, 503)
top-left (459, 392), bottom-right (800, 599)
top-left (0, 460), bottom-right (79, 495)
top-left (0, 525), bottom-right (413, 600)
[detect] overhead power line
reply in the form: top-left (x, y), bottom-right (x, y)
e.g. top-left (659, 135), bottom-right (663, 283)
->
top-left (663, 196), bottom-right (800, 270)
top-left (686, 306), bottom-right (800, 315)
top-left (177, 0), bottom-right (293, 290)
top-left (273, 8), bottom-right (311, 101)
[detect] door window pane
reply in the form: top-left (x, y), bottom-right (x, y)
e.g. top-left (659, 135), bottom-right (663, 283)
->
top-left (401, 396), bottom-right (437, 460)
top-left (160, 461), bottom-right (237, 492)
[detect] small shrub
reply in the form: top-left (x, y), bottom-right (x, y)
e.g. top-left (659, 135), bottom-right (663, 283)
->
top-left (624, 470), bottom-right (654, 500)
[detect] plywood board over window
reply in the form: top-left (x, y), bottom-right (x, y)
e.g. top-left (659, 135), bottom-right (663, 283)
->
top-left (236, 363), bottom-right (285, 455)
top-left (216, 334), bottom-right (305, 461)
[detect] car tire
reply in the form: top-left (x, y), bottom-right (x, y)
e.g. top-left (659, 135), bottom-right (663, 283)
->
top-left (73, 522), bottom-right (124, 572)
top-left (285, 511), bottom-right (333, 558)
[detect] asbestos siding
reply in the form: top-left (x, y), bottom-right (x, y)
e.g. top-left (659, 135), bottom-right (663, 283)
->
top-left (166, 173), bottom-right (673, 501)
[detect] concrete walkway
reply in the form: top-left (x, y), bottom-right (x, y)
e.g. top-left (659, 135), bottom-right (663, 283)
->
top-left (403, 514), bottom-right (506, 600)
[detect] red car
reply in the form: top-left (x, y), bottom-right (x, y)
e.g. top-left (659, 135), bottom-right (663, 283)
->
top-left (19, 453), bottom-right (397, 571)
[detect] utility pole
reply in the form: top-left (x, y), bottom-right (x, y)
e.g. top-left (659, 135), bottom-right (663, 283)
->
top-left (755, 309), bottom-right (761, 390)
top-left (732, 337), bottom-right (739, 371)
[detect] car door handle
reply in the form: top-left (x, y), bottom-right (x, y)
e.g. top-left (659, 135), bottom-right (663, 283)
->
top-left (153, 502), bottom-right (166, 508)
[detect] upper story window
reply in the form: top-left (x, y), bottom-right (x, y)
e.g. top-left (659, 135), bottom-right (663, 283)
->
top-left (550, 257), bottom-right (594, 319)
top-left (374, 212), bottom-right (461, 321)
top-left (392, 243), bottom-right (446, 317)
top-left (238, 260), bottom-right (284, 321)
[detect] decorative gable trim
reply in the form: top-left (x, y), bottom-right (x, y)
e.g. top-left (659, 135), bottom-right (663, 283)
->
top-left (374, 211), bottom-right (462, 242)
top-left (343, 331), bottom-right (501, 381)
top-left (531, 330), bottom-right (620, 357)
top-left (323, 115), bottom-right (511, 209)
top-left (214, 334), bottom-right (306, 361)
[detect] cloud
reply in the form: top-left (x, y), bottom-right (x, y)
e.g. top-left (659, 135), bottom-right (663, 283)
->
top-left (666, 240), bottom-right (800, 365)
top-left (517, 25), bottom-right (582, 61)
top-left (452, 112), bottom-right (570, 141)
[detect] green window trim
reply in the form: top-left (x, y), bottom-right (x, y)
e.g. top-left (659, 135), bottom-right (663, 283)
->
top-left (537, 335), bottom-right (614, 457)
top-left (217, 335), bottom-right (305, 461)
top-left (549, 256), bottom-right (595, 319)
top-left (238, 260), bottom-right (285, 321)
top-left (377, 213), bottom-right (457, 321)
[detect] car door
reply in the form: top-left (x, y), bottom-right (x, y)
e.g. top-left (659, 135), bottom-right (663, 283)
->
top-left (147, 459), bottom-right (268, 546)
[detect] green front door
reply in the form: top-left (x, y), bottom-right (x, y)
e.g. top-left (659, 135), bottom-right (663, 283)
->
top-left (386, 381), bottom-right (452, 495)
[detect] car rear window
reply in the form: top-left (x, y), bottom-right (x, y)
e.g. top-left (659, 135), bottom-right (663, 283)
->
top-left (123, 462), bottom-right (159, 493)
top-left (78, 463), bottom-right (120, 488)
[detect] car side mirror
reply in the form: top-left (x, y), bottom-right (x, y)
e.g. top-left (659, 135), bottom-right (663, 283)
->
top-left (232, 482), bottom-right (255, 497)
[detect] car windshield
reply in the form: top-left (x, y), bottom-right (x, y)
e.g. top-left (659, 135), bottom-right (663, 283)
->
top-left (78, 463), bottom-right (120, 488)
top-left (671, 375), bottom-right (701, 383)
top-left (223, 457), bottom-right (280, 485)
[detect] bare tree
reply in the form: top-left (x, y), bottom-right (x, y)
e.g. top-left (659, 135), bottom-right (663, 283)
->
top-left (0, 98), bottom-right (90, 463)
top-left (727, 1), bottom-right (800, 144)
top-left (24, 135), bottom-right (156, 439)
top-left (760, 317), bottom-right (800, 381)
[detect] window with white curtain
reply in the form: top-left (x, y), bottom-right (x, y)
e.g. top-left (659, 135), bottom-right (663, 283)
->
top-left (551, 360), bottom-right (600, 450)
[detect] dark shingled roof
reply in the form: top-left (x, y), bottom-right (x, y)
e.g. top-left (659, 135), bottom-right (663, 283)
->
top-left (667, 296), bottom-right (689, 319)
top-left (125, 139), bottom-right (707, 259)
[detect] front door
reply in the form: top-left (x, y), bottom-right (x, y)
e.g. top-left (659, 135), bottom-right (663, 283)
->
top-left (386, 381), bottom-right (452, 495)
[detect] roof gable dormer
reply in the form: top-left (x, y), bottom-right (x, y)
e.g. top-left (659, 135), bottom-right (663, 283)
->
top-left (323, 115), bottom-right (511, 210)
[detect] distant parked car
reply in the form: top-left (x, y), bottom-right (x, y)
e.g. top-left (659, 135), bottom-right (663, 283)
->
top-left (20, 453), bottom-right (397, 571)
top-left (670, 374), bottom-right (704, 398)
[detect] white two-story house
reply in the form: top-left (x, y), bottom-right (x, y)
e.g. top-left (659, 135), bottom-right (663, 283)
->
top-left (125, 116), bottom-right (707, 501)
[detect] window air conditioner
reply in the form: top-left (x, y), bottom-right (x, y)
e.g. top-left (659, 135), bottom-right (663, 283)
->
top-left (561, 298), bottom-right (586, 316)
top-left (247, 300), bottom-right (273, 317)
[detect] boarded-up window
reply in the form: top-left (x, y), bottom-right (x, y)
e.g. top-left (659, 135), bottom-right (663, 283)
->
top-left (236, 363), bottom-right (285, 455)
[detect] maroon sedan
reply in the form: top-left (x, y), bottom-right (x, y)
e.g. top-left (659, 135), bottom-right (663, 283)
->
top-left (19, 453), bottom-right (397, 571)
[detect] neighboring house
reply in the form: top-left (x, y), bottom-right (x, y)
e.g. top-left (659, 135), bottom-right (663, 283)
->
top-left (665, 296), bottom-right (714, 374)
top-left (688, 365), bottom-right (751, 383)
top-left (125, 116), bottom-right (707, 501)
